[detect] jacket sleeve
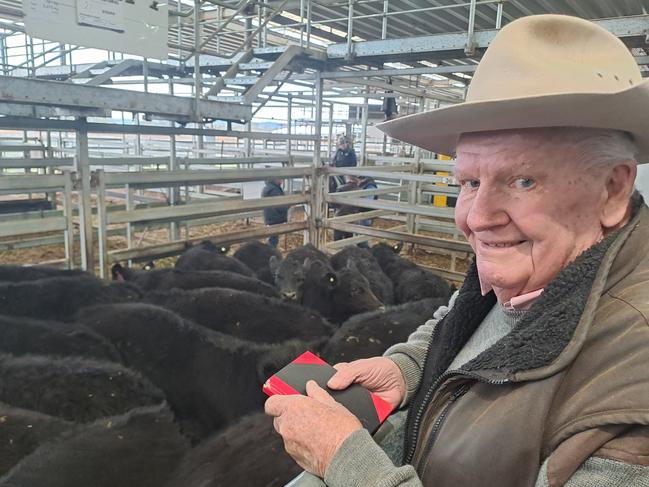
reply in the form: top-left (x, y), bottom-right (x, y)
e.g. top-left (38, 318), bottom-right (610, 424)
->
top-left (324, 429), bottom-right (423, 487)
top-left (534, 424), bottom-right (649, 487)
top-left (384, 291), bottom-right (458, 406)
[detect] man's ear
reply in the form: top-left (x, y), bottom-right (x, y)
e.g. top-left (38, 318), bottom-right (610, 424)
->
top-left (600, 162), bottom-right (637, 230)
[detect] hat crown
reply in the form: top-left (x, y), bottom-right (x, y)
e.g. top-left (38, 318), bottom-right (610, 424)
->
top-left (467, 15), bottom-right (642, 102)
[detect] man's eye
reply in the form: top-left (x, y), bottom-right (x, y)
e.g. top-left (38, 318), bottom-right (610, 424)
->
top-left (513, 178), bottom-right (535, 189)
top-left (461, 179), bottom-right (480, 189)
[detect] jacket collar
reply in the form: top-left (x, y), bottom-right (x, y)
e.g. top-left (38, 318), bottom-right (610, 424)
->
top-left (428, 193), bottom-right (648, 383)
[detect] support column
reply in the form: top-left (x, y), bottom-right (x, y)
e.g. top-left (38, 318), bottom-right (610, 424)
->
top-left (168, 77), bottom-right (180, 241)
top-left (308, 73), bottom-right (325, 248)
top-left (359, 86), bottom-right (369, 165)
top-left (75, 119), bottom-right (94, 271)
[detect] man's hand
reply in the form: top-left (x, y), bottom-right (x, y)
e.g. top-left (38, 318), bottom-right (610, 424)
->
top-left (327, 357), bottom-right (406, 408)
top-left (265, 380), bottom-right (362, 478)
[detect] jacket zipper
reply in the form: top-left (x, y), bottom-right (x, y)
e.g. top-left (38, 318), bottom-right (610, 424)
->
top-left (405, 368), bottom-right (509, 465)
top-left (416, 383), bottom-right (471, 477)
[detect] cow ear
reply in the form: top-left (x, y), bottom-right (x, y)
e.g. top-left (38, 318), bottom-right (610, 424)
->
top-left (302, 257), bottom-right (312, 270)
top-left (325, 272), bottom-right (338, 288)
top-left (269, 256), bottom-right (280, 276)
top-left (111, 263), bottom-right (125, 281)
top-left (393, 241), bottom-right (404, 253)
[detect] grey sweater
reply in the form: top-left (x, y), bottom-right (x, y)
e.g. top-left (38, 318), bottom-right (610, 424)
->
top-left (317, 293), bottom-right (649, 487)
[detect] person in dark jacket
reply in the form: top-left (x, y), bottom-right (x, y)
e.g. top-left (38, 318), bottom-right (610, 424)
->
top-left (261, 178), bottom-right (288, 247)
top-left (330, 136), bottom-right (358, 194)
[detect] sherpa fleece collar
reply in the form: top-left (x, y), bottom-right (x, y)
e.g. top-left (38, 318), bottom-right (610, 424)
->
top-left (421, 193), bottom-right (647, 384)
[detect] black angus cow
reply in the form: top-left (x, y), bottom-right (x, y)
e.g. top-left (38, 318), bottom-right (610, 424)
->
top-left (77, 303), bottom-right (310, 441)
top-left (175, 241), bottom-right (254, 277)
top-left (331, 245), bottom-right (394, 305)
top-left (0, 315), bottom-right (119, 362)
top-left (144, 287), bottom-right (335, 344)
top-left (0, 403), bottom-right (73, 477)
top-left (371, 242), bottom-right (454, 304)
top-left (111, 266), bottom-right (279, 297)
top-left (0, 354), bottom-right (164, 423)
top-left (164, 412), bottom-right (301, 487)
top-left (320, 297), bottom-right (447, 364)
top-left (233, 240), bottom-right (282, 285)
top-left (0, 275), bottom-right (142, 322)
top-left (269, 244), bottom-right (331, 301)
top-left (0, 404), bottom-right (189, 487)
top-left (300, 259), bottom-right (383, 324)
top-left (0, 265), bottom-right (87, 282)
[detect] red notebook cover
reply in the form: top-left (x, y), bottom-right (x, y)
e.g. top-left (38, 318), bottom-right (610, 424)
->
top-left (263, 351), bottom-right (394, 433)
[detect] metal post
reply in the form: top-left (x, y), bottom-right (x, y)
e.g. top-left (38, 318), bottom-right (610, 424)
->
top-left (308, 72), bottom-right (325, 248)
top-left (306, 0), bottom-right (312, 48)
top-left (496, 1), bottom-right (503, 29)
top-left (193, 0), bottom-right (202, 120)
top-left (257, 3), bottom-right (263, 47)
top-left (327, 102), bottom-right (334, 158)
top-left (406, 96), bottom-right (425, 237)
top-left (46, 130), bottom-right (56, 209)
top-left (381, 0), bottom-right (388, 39)
top-left (346, 0), bottom-right (355, 61)
top-left (143, 57), bottom-right (149, 93)
top-left (168, 77), bottom-right (180, 241)
top-left (465, 0), bottom-right (477, 56)
top-left (75, 120), bottom-right (94, 271)
top-left (216, 6), bottom-right (222, 52)
top-left (286, 94), bottom-right (293, 195)
top-left (96, 169), bottom-right (109, 279)
top-left (62, 170), bottom-right (75, 269)
top-left (262, 3), bottom-right (268, 47)
top-left (245, 10), bottom-right (253, 49)
top-left (299, 0), bottom-right (305, 47)
top-left (359, 87), bottom-right (369, 166)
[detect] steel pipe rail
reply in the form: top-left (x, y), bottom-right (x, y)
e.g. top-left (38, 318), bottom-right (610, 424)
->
top-left (327, 166), bottom-right (454, 185)
top-left (101, 166), bottom-right (311, 188)
top-left (106, 221), bottom-right (308, 264)
top-left (326, 193), bottom-right (455, 219)
top-left (324, 221), bottom-right (472, 253)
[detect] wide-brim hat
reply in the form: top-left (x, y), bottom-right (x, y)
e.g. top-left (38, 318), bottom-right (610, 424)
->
top-left (377, 14), bottom-right (649, 163)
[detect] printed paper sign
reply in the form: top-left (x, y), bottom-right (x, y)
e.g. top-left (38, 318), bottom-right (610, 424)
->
top-left (77, 0), bottom-right (125, 32)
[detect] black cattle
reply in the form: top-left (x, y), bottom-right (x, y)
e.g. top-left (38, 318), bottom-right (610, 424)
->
top-left (320, 298), bottom-right (447, 364)
top-left (0, 404), bottom-right (189, 487)
top-left (164, 412), bottom-right (301, 487)
top-left (0, 404), bottom-right (73, 477)
top-left (0, 275), bottom-right (142, 321)
top-left (77, 303), bottom-right (310, 441)
top-left (269, 244), bottom-right (331, 300)
top-left (175, 241), bottom-right (254, 276)
top-left (144, 287), bottom-right (334, 344)
top-left (110, 261), bottom-right (155, 281)
top-left (331, 245), bottom-right (394, 305)
top-left (0, 198), bottom-right (52, 215)
top-left (370, 242), bottom-right (454, 304)
top-left (110, 267), bottom-right (279, 297)
top-left (0, 315), bottom-right (119, 362)
top-left (233, 240), bottom-right (282, 284)
top-left (0, 354), bottom-right (164, 423)
top-left (300, 259), bottom-right (383, 325)
top-left (0, 265), bottom-right (87, 282)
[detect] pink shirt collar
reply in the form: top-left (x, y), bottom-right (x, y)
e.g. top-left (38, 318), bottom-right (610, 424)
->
top-left (503, 288), bottom-right (544, 310)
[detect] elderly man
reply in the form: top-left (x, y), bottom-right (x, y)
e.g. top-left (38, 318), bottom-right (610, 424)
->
top-left (266, 14), bottom-right (649, 487)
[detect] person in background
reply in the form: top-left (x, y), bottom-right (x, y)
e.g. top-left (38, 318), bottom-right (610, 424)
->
top-left (261, 177), bottom-right (288, 248)
top-left (330, 135), bottom-right (358, 194)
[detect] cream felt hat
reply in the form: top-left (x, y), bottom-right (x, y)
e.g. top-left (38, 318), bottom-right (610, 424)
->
top-left (377, 14), bottom-right (649, 163)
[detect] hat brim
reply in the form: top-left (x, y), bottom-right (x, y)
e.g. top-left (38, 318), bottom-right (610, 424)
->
top-left (376, 80), bottom-right (649, 164)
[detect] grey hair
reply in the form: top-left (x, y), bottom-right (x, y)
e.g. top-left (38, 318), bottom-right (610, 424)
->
top-left (565, 128), bottom-right (638, 172)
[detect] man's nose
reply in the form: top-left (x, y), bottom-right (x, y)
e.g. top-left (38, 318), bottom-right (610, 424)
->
top-left (465, 187), bottom-right (509, 232)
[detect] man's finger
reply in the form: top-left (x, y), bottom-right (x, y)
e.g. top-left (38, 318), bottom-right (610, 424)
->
top-left (306, 380), bottom-right (337, 405)
top-left (332, 362), bottom-right (349, 371)
top-left (327, 362), bottom-right (363, 389)
top-left (264, 394), bottom-right (292, 417)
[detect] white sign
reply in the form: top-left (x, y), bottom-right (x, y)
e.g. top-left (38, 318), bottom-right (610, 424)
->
top-left (23, 0), bottom-right (168, 59)
top-left (77, 0), bottom-right (125, 33)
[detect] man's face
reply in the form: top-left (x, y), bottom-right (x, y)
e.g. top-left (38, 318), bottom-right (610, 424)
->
top-left (339, 142), bottom-right (348, 150)
top-left (454, 130), bottom-right (607, 303)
